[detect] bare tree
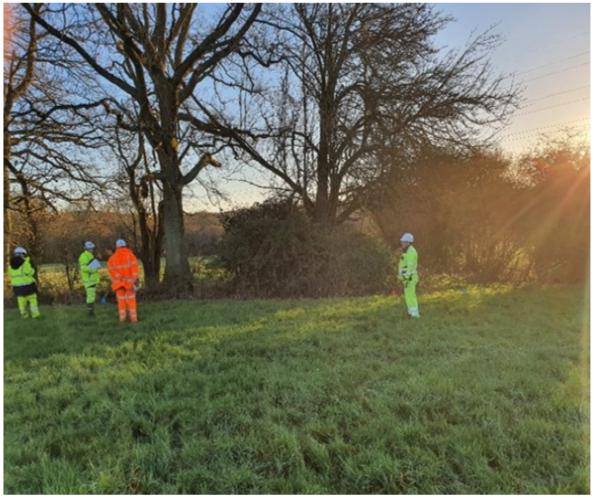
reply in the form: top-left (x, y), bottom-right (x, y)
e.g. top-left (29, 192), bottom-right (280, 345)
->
top-left (109, 125), bottom-right (165, 290)
top-left (4, 4), bottom-right (109, 268)
top-left (24, 3), bottom-right (261, 290)
top-left (187, 4), bottom-right (519, 225)
top-left (109, 114), bottom-right (221, 290)
top-left (4, 4), bottom-right (39, 264)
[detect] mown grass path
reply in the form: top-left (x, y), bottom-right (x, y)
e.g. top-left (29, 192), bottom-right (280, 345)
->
top-left (4, 286), bottom-right (590, 494)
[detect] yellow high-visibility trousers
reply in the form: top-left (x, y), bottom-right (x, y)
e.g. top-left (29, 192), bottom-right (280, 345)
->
top-left (403, 279), bottom-right (420, 318)
top-left (17, 293), bottom-right (40, 318)
top-left (85, 285), bottom-right (97, 304)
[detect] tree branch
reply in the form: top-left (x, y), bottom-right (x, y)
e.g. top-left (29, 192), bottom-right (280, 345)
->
top-left (23, 3), bottom-right (138, 97)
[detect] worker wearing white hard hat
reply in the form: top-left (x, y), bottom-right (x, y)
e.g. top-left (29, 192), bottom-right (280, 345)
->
top-left (8, 246), bottom-right (40, 319)
top-left (79, 241), bottom-right (101, 318)
top-left (398, 233), bottom-right (420, 318)
top-left (108, 239), bottom-right (140, 323)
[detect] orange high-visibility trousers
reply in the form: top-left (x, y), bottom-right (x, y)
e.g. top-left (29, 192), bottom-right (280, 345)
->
top-left (116, 288), bottom-right (138, 322)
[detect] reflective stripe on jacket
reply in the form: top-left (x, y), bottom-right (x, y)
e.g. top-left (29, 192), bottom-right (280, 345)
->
top-left (8, 256), bottom-right (36, 287)
top-left (8, 256), bottom-right (37, 296)
top-left (107, 247), bottom-right (139, 291)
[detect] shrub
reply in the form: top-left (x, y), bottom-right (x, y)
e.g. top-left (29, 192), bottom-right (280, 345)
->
top-left (219, 199), bottom-right (391, 298)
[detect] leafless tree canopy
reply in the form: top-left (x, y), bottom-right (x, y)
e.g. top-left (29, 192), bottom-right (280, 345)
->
top-left (23, 3), bottom-right (260, 290)
top-left (8, 3), bottom-right (521, 289)
top-left (188, 4), bottom-right (519, 225)
top-left (4, 5), bottom-right (108, 266)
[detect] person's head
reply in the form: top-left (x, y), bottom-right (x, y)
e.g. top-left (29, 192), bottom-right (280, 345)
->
top-left (400, 233), bottom-right (413, 249)
top-left (10, 255), bottom-right (24, 269)
top-left (116, 239), bottom-right (126, 249)
top-left (14, 247), bottom-right (27, 257)
top-left (84, 241), bottom-right (95, 252)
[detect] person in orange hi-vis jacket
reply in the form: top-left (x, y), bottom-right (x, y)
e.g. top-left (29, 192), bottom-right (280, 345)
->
top-left (107, 239), bottom-right (140, 323)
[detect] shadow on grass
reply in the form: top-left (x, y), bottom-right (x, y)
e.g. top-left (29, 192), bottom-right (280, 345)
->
top-left (4, 285), bottom-right (590, 494)
top-left (5, 294), bottom-right (406, 362)
top-left (5, 284), bottom-right (589, 364)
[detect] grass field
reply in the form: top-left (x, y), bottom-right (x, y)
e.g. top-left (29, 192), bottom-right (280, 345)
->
top-left (4, 286), bottom-right (590, 494)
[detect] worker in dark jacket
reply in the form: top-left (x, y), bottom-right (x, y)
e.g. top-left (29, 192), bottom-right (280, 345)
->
top-left (8, 247), bottom-right (40, 319)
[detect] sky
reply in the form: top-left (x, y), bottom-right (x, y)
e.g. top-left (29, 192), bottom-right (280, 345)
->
top-left (192, 2), bottom-right (591, 212)
top-left (436, 3), bottom-right (590, 153)
top-left (7, 3), bottom-right (589, 213)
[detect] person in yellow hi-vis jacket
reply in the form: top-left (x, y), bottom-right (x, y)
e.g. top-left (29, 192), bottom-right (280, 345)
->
top-left (8, 247), bottom-right (40, 319)
top-left (79, 241), bottom-right (100, 318)
top-left (398, 233), bottom-right (420, 318)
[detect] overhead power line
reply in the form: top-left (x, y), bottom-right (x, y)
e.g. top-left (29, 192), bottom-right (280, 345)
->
top-left (516, 97), bottom-right (590, 116)
top-left (524, 62), bottom-right (590, 83)
top-left (522, 85), bottom-right (590, 106)
top-left (501, 122), bottom-right (590, 143)
top-left (515, 51), bottom-right (590, 76)
top-left (501, 30), bottom-right (590, 64)
top-left (499, 117), bottom-right (591, 139)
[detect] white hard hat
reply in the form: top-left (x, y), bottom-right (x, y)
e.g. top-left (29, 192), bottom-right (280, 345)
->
top-left (400, 233), bottom-right (414, 243)
top-left (85, 241), bottom-right (95, 250)
top-left (14, 246), bottom-right (27, 255)
top-left (116, 239), bottom-right (126, 248)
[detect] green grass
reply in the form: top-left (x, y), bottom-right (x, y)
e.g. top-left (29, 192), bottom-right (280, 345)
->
top-left (4, 286), bottom-right (590, 494)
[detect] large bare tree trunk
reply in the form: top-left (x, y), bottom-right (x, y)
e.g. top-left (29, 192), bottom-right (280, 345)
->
top-left (137, 211), bottom-right (157, 290)
top-left (315, 169), bottom-right (330, 225)
top-left (161, 181), bottom-right (191, 290)
top-left (314, 90), bottom-right (336, 225)
top-left (136, 205), bottom-right (164, 290)
top-left (144, 189), bottom-right (165, 290)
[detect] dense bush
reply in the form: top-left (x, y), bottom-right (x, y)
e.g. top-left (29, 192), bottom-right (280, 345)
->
top-left (371, 141), bottom-right (590, 286)
top-left (515, 143), bottom-right (590, 285)
top-left (219, 199), bottom-right (391, 298)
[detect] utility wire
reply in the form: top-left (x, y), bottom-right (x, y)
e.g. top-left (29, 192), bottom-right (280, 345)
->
top-left (499, 117), bottom-right (591, 139)
top-left (516, 97), bottom-right (590, 116)
top-left (501, 123), bottom-right (590, 143)
top-left (515, 51), bottom-right (589, 76)
top-left (524, 62), bottom-right (590, 83)
top-left (500, 30), bottom-right (590, 64)
top-left (522, 85), bottom-right (590, 106)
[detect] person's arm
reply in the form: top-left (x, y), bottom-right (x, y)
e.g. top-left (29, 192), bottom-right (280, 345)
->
top-left (23, 258), bottom-right (35, 278)
top-left (107, 257), bottom-right (121, 285)
top-left (80, 258), bottom-right (91, 276)
top-left (405, 252), bottom-right (417, 280)
top-left (398, 257), bottom-right (406, 282)
top-left (84, 253), bottom-right (100, 275)
top-left (131, 255), bottom-right (140, 286)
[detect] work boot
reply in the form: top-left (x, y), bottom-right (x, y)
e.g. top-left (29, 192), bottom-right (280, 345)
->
top-left (87, 303), bottom-right (96, 319)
